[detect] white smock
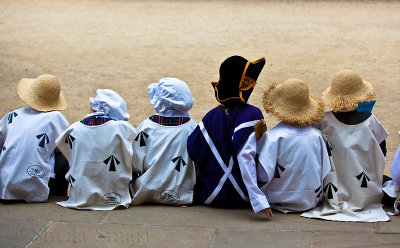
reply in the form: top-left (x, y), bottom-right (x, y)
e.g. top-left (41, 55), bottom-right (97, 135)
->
top-left (130, 118), bottom-right (197, 205)
top-left (301, 112), bottom-right (389, 222)
top-left (257, 122), bottom-right (331, 213)
top-left (382, 131), bottom-right (400, 215)
top-left (56, 120), bottom-right (136, 210)
top-left (0, 107), bottom-right (68, 202)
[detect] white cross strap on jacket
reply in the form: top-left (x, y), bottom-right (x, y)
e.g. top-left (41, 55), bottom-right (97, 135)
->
top-left (199, 121), bottom-right (248, 204)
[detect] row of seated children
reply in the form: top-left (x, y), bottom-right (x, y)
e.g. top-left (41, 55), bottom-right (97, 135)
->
top-left (0, 56), bottom-right (399, 222)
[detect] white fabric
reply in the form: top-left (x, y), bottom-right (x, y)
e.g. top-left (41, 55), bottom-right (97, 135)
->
top-left (130, 118), bottom-right (197, 205)
top-left (257, 122), bottom-right (330, 213)
top-left (382, 130), bottom-right (400, 215)
top-left (56, 121), bottom-right (136, 210)
top-left (0, 123), bottom-right (4, 152)
top-left (148, 77), bottom-right (193, 117)
top-left (390, 131), bottom-right (400, 188)
top-left (234, 120), bottom-right (260, 134)
top-left (199, 121), bottom-right (248, 203)
top-left (382, 180), bottom-right (400, 215)
top-left (89, 89), bottom-right (129, 121)
top-left (237, 132), bottom-right (270, 213)
top-left (0, 107), bottom-right (69, 202)
top-left (302, 112), bottom-right (389, 222)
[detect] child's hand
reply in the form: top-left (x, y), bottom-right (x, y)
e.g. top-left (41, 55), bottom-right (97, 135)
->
top-left (258, 208), bottom-right (273, 217)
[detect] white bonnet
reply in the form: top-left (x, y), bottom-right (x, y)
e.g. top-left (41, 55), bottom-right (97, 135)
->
top-left (89, 89), bottom-right (130, 121)
top-left (148, 77), bottom-right (193, 117)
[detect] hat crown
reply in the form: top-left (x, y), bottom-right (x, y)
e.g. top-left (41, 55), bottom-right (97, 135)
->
top-left (278, 79), bottom-right (310, 107)
top-left (331, 70), bottom-right (363, 96)
top-left (32, 74), bottom-right (61, 101)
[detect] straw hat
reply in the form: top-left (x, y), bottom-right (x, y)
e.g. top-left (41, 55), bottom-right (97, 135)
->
top-left (212, 55), bottom-right (265, 106)
top-left (262, 79), bottom-right (324, 126)
top-left (17, 74), bottom-right (67, 112)
top-left (322, 70), bottom-right (375, 111)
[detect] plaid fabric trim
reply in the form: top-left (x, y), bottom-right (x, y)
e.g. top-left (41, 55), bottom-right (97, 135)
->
top-left (80, 116), bottom-right (113, 126)
top-left (149, 115), bottom-right (190, 126)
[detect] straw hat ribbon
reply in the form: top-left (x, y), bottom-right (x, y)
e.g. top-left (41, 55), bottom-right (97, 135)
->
top-left (17, 74), bottom-right (67, 112)
top-left (262, 79), bottom-right (324, 126)
top-left (322, 70), bottom-right (375, 111)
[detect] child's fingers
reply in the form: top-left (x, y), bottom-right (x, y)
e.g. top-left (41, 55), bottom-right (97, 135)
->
top-left (266, 208), bottom-right (273, 217)
top-left (257, 208), bottom-right (273, 217)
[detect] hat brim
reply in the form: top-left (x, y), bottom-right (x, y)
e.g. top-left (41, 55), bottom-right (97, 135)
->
top-left (17, 78), bottom-right (67, 112)
top-left (262, 82), bottom-right (325, 126)
top-left (322, 80), bottom-right (375, 111)
top-left (246, 57), bottom-right (266, 82)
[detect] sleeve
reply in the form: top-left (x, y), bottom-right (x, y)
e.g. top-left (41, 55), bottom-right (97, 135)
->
top-left (237, 132), bottom-right (270, 213)
top-left (131, 122), bottom-right (146, 176)
top-left (56, 113), bottom-right (69, 134)
top-left (0, 114), bottom-right (8, 153)
top-left (391, 132), bottom-right (400, 188)
top-left (187, 125), bottom-right (207, 168)
top-left (318, 133), bottom-right (331, 184)
top-left (0, 122), bottom-right (4, 152)
top-left (55, 126), bottom-right (73, 162)
top-left (232, 106), bottom-right (264, 153)
top-left (369, 114), bottom-right (389, 144)
top-left (256, 131), bottom-right (278, 187)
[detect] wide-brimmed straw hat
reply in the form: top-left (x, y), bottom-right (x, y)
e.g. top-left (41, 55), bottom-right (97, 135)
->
top-left (212, 55), bottom-right (265, 106)
top-left (322, 70), bottom-right (375, 111)
top-left (17, 74), bottom-right (67, 112)
top-left (262, 79), bottom-right (324, 126)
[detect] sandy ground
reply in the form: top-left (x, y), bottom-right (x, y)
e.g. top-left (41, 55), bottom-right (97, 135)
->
top-left (0, 0), bottom-right (399, 175)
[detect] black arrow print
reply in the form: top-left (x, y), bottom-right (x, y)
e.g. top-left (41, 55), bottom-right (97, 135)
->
top-left (326, 142), bottom-right (333, 157)
top-left (68, 175), bottom-right (75, 184)
top-left (255, 153), bottom-right (267, 188)
top-left (36, 133), bottom-right (49, 148)
top-left (274, 163), bottom-right (286, 178)
top-left (103, 155), bottom-right (120, 171)
top-left (315, 186), bottom-right (322, 198)
top-left (323, 182), bottom-right (338, 199)
top-left (172, 156), bottom-right (186, 172)
top-left (2, 146), bottom-right (5, 152)
top-left (356, 171), bottom-right (370, 188)
top-left (65, 134), bottom-right (75, 149)
top-left (135, 131), bottom-right (149, 147)
top-left (7, 112), bottom-right (18, 124)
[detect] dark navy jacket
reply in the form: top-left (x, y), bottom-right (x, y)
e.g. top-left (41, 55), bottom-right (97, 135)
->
top-left (187, 104), bottom-right (264, 208)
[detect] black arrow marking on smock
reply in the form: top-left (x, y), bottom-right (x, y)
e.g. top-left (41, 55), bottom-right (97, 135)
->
top-left (172, 156), bottom-right (186, 172)
top-left (36, 133), bottom-right (49, 148)
top-left (274, 163), bottom-right (286, 178)
top-left (103, 155), bottom-right (120, 171)
top-left (323, 182), bottom-right (338, 199)
top-left (356, 171), bottom-right (370, 188)
top-left (255, 153), bottom-right (267, 188)
top-left (68, 175), bottom-right (75, 184)
top-left (135, 131), bottom-right (149, 147)
top-left (315, 186), bottom-right (322, 198)
top-left (326, 142), bottom-right (333, 156)
top-left (65, 134), bottom-right (75, 149)
top-left (7, 112), bottom-right (18, 124)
